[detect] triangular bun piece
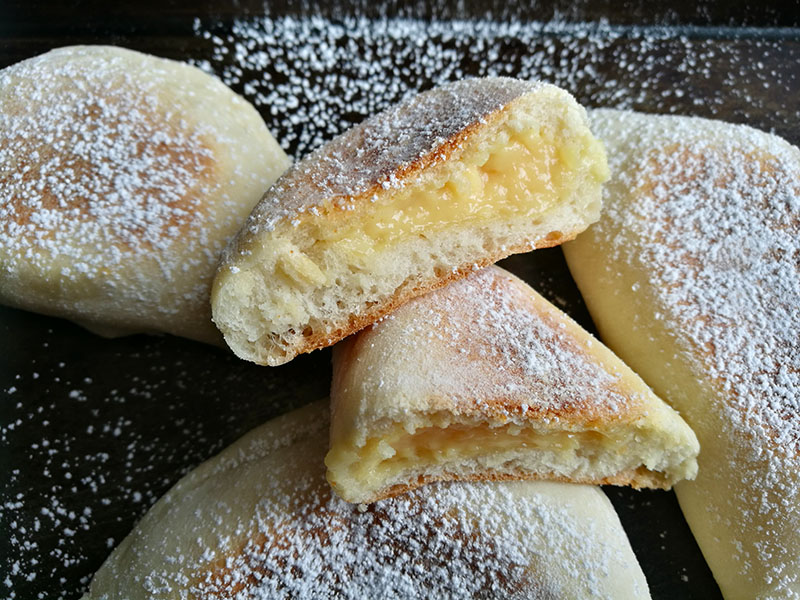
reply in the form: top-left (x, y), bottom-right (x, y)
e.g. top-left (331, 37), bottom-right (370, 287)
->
top-left (212, 77), bottom-right (608, 365)
top-left (326, 266), bottom-right (698, 504)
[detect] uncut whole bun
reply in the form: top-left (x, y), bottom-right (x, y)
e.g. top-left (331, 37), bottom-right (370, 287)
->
top-left (0, 46), bottom-right (290, 344)
top-left (82, 400), bottom-right (651, 599)
top-left (564, 109), bottom-right (800, 599)
top-left (212, 77), bottom-right (608, 365)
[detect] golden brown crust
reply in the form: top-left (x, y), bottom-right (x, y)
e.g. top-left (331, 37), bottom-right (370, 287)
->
top-left (2, 107), bottom-right (217, 229)
top-left (365, 466), bottom-right (671, 504)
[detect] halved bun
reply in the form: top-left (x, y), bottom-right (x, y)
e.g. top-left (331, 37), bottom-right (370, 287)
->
top-left (212, 77), bottom-right (607, 364)
top-left (326, 266), bottom-right (698, 504)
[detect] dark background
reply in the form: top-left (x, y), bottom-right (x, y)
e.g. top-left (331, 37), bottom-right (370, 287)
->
top-left (2, 1), bottom-right (799, 598)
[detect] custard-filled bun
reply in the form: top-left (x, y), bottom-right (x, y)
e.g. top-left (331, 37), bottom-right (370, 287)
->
top-left (213, 77), bottom-right (608, 365)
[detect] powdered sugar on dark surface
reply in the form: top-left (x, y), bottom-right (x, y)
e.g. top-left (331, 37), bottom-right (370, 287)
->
top-left (1, 317), bottom-right (330, 599)
top-left (192, 16), bottom-right (799, 159)
top-left (3, 12), bottom-right (799, 600)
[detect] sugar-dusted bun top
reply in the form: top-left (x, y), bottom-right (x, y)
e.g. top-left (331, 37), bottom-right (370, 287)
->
top-left (1, 46), bottom-right (218, 277)
top-left (0, 45), bottom-right (289, 341)
top-left (336, 265), bottom-right (645, 426)
top-left (589, 108), bottom-right (800, 456)
top-left (83, 401), bottom-right (648, 599)
top-left (227, 77), bottom-right (574, 244)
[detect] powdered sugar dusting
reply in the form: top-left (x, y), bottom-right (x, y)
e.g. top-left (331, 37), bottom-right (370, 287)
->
top-left (193, 483), bottom-right (543, 599)
top-left (585, 109), bottom-right (800, 592)
top-left (593, 110), bottom-right (800, 455)
top-left (370, 267), bottom-right (632, 421)
top-left (101, 403), bottom-right (641, 599)
top-left (0, 47), bottom-right (218, 286)
top-left (230, 77), bottom-right (542, 238)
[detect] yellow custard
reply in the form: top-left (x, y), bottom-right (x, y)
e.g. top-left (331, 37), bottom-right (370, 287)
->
top-left (326, 421), bottom-right (618, 489)
top-left (273, 122), bottom-right (608, 288)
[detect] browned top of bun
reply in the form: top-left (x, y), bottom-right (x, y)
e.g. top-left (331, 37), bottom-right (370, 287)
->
top-left (223, 77), bottom-right (548, 245)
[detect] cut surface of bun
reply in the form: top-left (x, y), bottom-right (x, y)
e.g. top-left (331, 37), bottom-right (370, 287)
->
top-left (82, 400), bottom-right (651, 600)
top-left (212, 77), bottom-right (608, 365)
top-left (564, 109), bottom-right (800, 599)
top-left (325, 266), bottom-right (698, 504)
top-left (0, 45), bottom-right (290, 343)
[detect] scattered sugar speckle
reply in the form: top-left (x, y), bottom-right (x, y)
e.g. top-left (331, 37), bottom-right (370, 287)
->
top-left (0, 327), bottom-right (323, 599)
top-left (5, 12), bottom-right (798, 599)
top-left (192, 16), bottom-right (799, 160)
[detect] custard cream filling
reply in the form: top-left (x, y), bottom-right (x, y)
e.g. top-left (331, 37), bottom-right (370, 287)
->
top-left (326, 420), bottom-right (668, 496)
top-left (272, 122), bottom-right (608, 288)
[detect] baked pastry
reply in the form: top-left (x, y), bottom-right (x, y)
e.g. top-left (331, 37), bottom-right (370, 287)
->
top-left (325, 265), bottom-right (698, 504)
top-left (563, 109), bottom-right (800, 599)
top-left (212, 77), bottom-right (608, 365)
top-left (0, 46), bottom-right (290, 344)
top-left (81, 400), bottom-right (651, 599)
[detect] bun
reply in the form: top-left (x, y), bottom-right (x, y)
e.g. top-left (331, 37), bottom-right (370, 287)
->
top-left (82, 400), bottom-right (650, 599)
top-left (0, 46), bottom-right (290, 343)
top-left (326, 265), bottom-right (698, 504)
top-left (564, 109), bottom-right (800, 599)
top-left (212, 77), bottom-right (607, 364)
